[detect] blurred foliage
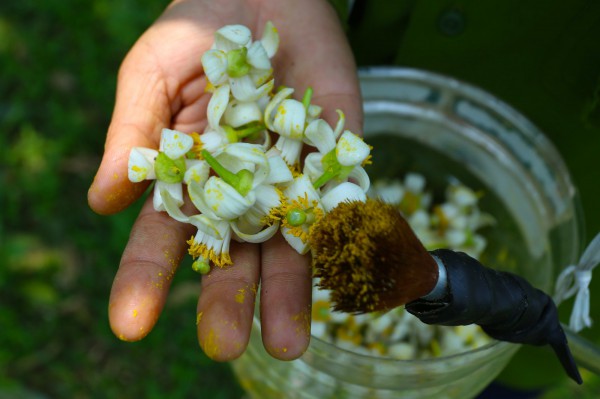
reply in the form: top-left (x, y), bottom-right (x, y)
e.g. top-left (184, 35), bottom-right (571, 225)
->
top-left (0, 0), bottom-right (242, 398)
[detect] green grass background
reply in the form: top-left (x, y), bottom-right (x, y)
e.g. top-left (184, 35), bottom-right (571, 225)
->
top-left (0, 1), bottom-right (598, 398)
top-left (0, 1), bottom-right (243, 398)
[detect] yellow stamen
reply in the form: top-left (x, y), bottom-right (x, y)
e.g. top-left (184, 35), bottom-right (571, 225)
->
top-left (187, 236), bottom-right (232, 268)
top-left (189, 132), bottom-right (204, 158)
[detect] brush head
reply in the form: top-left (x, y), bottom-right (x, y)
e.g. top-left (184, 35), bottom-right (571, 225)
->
top-left (310, 199), bottom-right (439, 313)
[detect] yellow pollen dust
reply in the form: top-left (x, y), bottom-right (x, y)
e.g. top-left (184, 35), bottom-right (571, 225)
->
top-left (189, 132), bottom-right (205, 158)
top-left (202, 329), bottom-right (220, 358)
top-left (235, 288), bottom-right (246, 304)
top-left (310, 200), bottom-right (400, 312)
top-left (260, 188), bottom-right (286, 226)
top-left (188, 236), bottom-right (232, 268)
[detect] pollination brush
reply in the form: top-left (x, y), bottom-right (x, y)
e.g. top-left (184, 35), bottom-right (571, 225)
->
top-left (310, 199), bottom-right (582, 385)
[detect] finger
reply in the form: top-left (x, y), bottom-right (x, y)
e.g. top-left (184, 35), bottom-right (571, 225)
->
top-left (259, 232), bottom-right (312, 360)
top-left (88, 9), bottom-right (216, 216)
top-left (196, 241), bottom-right (260, 361)
top-left (88, 40), bottom-right (173, 215)
top-left (108, 193), bottom-right (194, 341)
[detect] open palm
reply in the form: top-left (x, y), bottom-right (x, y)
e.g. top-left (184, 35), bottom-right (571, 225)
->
top-left (88, 0), bottom-right (362, 361)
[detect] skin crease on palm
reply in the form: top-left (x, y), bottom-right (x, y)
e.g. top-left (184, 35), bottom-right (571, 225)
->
top-left (87, 0), bottom-right (363, 361)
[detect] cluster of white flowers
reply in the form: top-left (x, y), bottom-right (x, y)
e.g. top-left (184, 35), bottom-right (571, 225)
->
top-left (311, 175), bottom-right (495, 358)
top-left (127, 23), bottom-right (371, 273)
top-left (369, 173), bottom-right (495, 258)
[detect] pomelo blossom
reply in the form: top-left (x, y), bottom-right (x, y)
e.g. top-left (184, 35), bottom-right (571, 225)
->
top-left (279, 175), bottom-right (325, 254)
top-left (162, 142), bottom-right (292, 270)
top-left (302, 112), bottom-right (372, 208)
top-left (128, 128), bottom-right (208, 212)
top-left (127, 22), bottom-right (375, 273)
top-left (264, 87), bottom-right (323, 167)
top-left (201, 22), bottom-right (278, 102)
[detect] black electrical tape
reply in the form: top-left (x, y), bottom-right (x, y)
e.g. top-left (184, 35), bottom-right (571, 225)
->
top-left (405, 248), bottom-right (583, 385)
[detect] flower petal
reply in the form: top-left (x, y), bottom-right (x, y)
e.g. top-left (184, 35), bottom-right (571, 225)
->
top-left (347, 166), bottom-right (370, 192)
top-left (207, 84), bottom-right (231, 130)
top-left (302, 152), bottom-right (324, 183)
top-left (128, 147), bottom-right (157, 182)
top-left (284, 175), bottom-right (321, 204)
top-left (274, 136), bottom-right (304, 167)
top-left (201, 49), bottom-right (227, 86)
top-left (264, 154), bottom-right (293, 184)
top-left (188, 180), bottom-right (220, 220)
top-left (335, 130), bottom-right (371, 166)
top-left (189, 215), bottom-right (230, 240)
top-left (214, 24), bottom-right (251, 51)
top-left (307, 104), bottom-right (323, 123)
top-left (153, 181), bottom-right (183, 212)
top-left (281, 226), bottom-right (310, 254)
top-left (231, 220), bottom-right (279, 243)
top-left (199, 129), bottom-right (228, 154)
top-left (223, 142), bottom-right (269, 187)
top-left (273, 99), bottom-right (306, 139)
top-left (230, 75), bottom-right (274, 102)
top-left (304, 119), bottom-right (336, 154)
top-left (161, 188), bottom-right (190, 223)
top-left (250, 68), bottom-right (273, 87)
top-left (264, 87), bottom-right (294, 131)
top-left (246, 41), bottom-right (271, 70)
top-left (333, 110), bottom-right (346, 139)
top-left (224, 100), bottom-right (263, 128)
top-left (260, 21), bottom-right (279, 58)
top-left (203, 176), bottom-right (256, 220)
top-left (184, 159), bottom-right (210, 185)
top-left (320, 182), bottom-right (366, 212)
top-left (160, 128), bottom-right (194, 159)
top-left (236, 183), bottom-right (281, 232)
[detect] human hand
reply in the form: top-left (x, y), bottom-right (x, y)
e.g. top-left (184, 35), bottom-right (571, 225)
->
top-left (87, 0), bottom-right (362, 361)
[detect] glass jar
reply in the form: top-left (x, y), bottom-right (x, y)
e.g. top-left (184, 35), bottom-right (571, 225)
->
top-left (230, 67), bottom-right (584, 398)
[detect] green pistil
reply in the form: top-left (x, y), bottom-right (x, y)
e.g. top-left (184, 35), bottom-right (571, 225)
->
top-left (154, 152), bottom-right (186, 183)
top-left (287, 209), bottom-right (307, 226)
top-left (222, 125), bottom-right (240, 143)
top-left (226, 47), bottom-right (251, 78)
top-left (192, 260), bottom-right (210, 275)
top-left (201, 149), bottom-right (253, 196)
top-left (302, 87), bottom-right (313, 110)
top-left (313, 149), bottom-right (353, 189)
top-left (224, 122), bottom-right (266, 143)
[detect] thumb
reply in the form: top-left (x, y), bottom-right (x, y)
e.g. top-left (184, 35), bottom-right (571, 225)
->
top-left (88, 42), bottom-right (172, 215)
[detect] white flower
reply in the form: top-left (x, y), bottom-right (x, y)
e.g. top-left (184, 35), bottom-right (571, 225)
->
top-left (303, 118), bottom-right (371, 193)
top-left (160, 188), bottom-right (233, 269)
top-left (201, 22), bottom-right (277, 102)
top-left (280, 175), bottom-right (324, 254)
top-left (127, 128), bottom-right (195, 212)
top-left (320, 182), bottom-right (367, 212)
top-left (264, 87), bottom-right (322, 166)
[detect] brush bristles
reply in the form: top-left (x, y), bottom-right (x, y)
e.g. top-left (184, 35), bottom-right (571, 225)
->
top-left (310, 199), bottom-right (439, 313)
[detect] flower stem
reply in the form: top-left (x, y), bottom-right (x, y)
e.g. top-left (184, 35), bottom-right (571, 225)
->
top-left (313, 170), bottom-right (337, 189)
top-left (201, 149), bottom-right (253, 196)
top-left (302, 87), bottom-right (313, 110)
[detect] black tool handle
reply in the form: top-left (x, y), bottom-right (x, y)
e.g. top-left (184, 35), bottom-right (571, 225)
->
top-left (405, 248), bottom-right (582, 384)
